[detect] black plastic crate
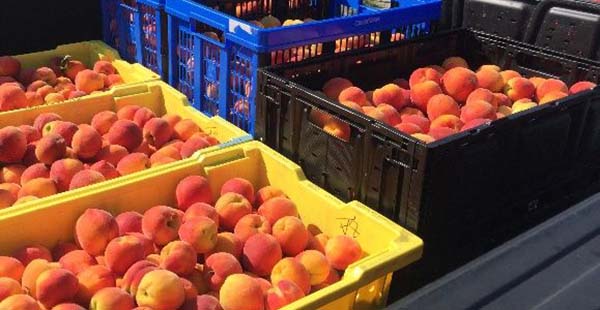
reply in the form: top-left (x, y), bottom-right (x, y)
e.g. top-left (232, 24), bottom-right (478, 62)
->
top-left (390, 189), bottom-right (600, 310)
top-left (257, 29), bottom-right (600, 287)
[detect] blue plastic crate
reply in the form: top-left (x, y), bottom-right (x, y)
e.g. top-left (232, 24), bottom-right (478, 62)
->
top-left (101, 0), bottom-right (168, 77)
top-left (165, 0), bottom-right (441, 135)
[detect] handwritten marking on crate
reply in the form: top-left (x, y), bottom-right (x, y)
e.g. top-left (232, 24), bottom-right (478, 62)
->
top-left (337, 216), bottom-right (360, 238)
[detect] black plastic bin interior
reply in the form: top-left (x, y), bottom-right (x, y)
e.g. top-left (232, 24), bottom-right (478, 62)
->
top-left (257, 28), bottom-right (600, 294)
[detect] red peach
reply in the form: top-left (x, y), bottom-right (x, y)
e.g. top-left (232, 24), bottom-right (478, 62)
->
top-left (133, 107), bottom-right (156, 128)
top-left (93, 61), bottom-right (116, 75)
top-left (195, 294), bottom-right (223, 310)
top-left (266, 279), bottom-right (305, 310)
top-left (176, 175), bottom-right (214, 209)
top-left (476, 68), bottom-right (504, 92)
top-left (500, 70), bottom-right (522, 84)
top-left (338, 87), bottom-right (367, 106)
top-left (271, 257), bottom-right (311, 294)
top-left (221, 177), bottom-right (255, 204)
top-left (142, 205), bottom-right (184, 246)
top-left (441, 67), bottom-right (478, 102)
top-left (536, 78), bottom-right (568, 100)
top-left (32, 67), bottom-right (58, 86)
top-left (272, 216), bottom-right (309, 256)
top-left (504, 77), bottom-right (535, 101)
top-left (50, 158), bottom-right (84, 192)
top-left (95, 144), bottom-right (129, 166)
top-left (255, 186), bottom-right (287, 207)
top-left (0, 277), bottom-right (23, 302)
top-left (410, 81), bottom-right (443, 111)
top-left (409, 67), bottom-right (442, 88)
top-left (160, 240), bottom-right (197, 276)
top-left (69, 170), bottom-right (105, 190)
top-left (460, 100), bottom-right (496, 123)
top-left (0, 256), bottom-right (24, 281)
top-left (203, 252), bottom-right (243, 291)
top-left (372, 83), bottom-right (410, 110)
top-left (206, 232), bottom-right (243, 259)
top-left (427, 94), bottom-right (460, 120)
top-left (107, 120), bottom-right (143, 152)
top-left (234, 214), bottom-right (272, 243)
top-left (143, 117), bottom-right (173, 148)
top-left (89, 160), bottom-right (120, 180)
top-left (0, 85), bottom-right (27, 111)
top-left (72, 124), bottom-right (102, 159)
top-left (116, 105), bottom-right (142, 121)
top-left (91, 111), bottom-right (118, 135)
top-left (42, 121), bottom-right (78, 145)
top-left (0, 294), bottom-right (41, 310)
top-left (75, 208), bottom-right (120, 256)
top-left (219, 274), bottom-right (264, 310)
top-left (17, 177), bottom-right (57, 198)
top-left (18, 125), bottom-right (40, 143)
top-left (35, 133), bottom-right (66, 165)
top-left (242, 233), bottom-right (282, 277)
top-left (75, 69), bottom-right (104, 93)
top-left (116, 152), bottom-right (149, 176)
top-left (401, 114), bottom-right (431, 132)
top-left (59, 250), bottom-right (97, 275)
top-left (325, 235), bottom-right (363, 270)
top-left (257, 197), bottom-right (299, 225)
top-left (0, 56), bottom-right (20, 77)
top-left (89, 287), bottom-right (134, 310)
top-left (35, 268), bottom-right (79, 309)
top-left (178, 216), bottom-right (218, 254)
top-left (115, 211), bottom-right (143, 235)
top-left (104, 235), bottom-right (146, 276)
top-left (430, 114), bottom-right (463, 131)
top-left (322, 77), bottom-right (353, 100)
top-left (570, 81), bottom-right (596, 94)
top-left (0, 126), bottom-right (27, 163)
top-left (180, 134), bottom-right (211, 158)
top-left (174, 119), bottom-right (201, 141)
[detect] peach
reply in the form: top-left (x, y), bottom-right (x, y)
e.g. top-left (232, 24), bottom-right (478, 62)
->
top-left (33, 113), bottom-right (62, 131)
top-left (62, 59), bottom-right (87, 81)
top-left (323, 117), bottom-right (351, 141)
top-left (476, 68), bottom-right (504, 92)
top-left (401, 114), bottom-right (431, 132)
top-left (18, 125), bottom-right (40, 143)
top-left (117, 105), bottom-right (141, 121)
top-left (410, 81), bottom-right (443, 111)
top-left (500, 70), bottom-right (522, 84)
top-left (0, 294), bottom-right (41, 310)
top-left (497, 105), bottom-right (512, 117)
top-left (529, 77), bottom-right (546, 89)
top-left (311, 267), bottom-right (340, 291)
top-left (273, 216), bottom-right (309, 256)
top-left (430, 114), bottom-right (463, 131)
top-left (43, 121), bottom-right (78, 146)
top-left (307, 233), bottom-right (329, 254)
top-left (271, 258), bottom-right (311, 294)
top-left (173, 119), bottom-right (201, 142)
top-left (106, 74), bottom-right (124, 88)
top-left (195, 294), bottom-right (223, 310)
top-left (325, 235), bottom-right (362, 270)
top-left (478, 65), bottom-right (501, 72)
top-left (142, 117), bottom-right (173, 148)
top-left (107, 120), bottom-right (143, 151)
top-left (116, 152), bottom-right (149, 176)
top-left (441, 67), bottom-right (478, 102)
top-left (105, 235), bottom-right (145, 276)
top-left (221, 177), bottom-right (255, 204)
top-left (35, 133), bottom-right (66, 165)
top-left (460, 100), bottom-right (496, 123)
top-left (0, 259), bottom-right (23, 287)
top-left (128, 264), bottom-right (159, 296)
top-left (442, 56), bottom-right (468, 70)
top-left (427, 94), bottom-right (459, 120)
top-left (115, 211), bottom-right (143, 235)
top-left (133, 107), bottom-right (156, 128)
top-left (206, 232), bottom-right (243, 259)
top-left (160, 240), bottom-right (197, 276)
top-left (0, 85), bottom-right (27, 111)
top-left (412, 133), bottom-right (435, 143)
top-left (18, 178), bottom-right (57, 198)
top-left (93, 61), bottom-right (116, 75)
top-left (69, 170), bottom-right (105, 190)
top-left (135, 269), bottom-right (186, 310)
top-left (35, 268), bottom-right (79, 308)
top-left (187, 265), bottom-right (210, 295)
top-left (214, 193), bottom-right (253, 231)
top-left (322, 77), bottom-right (353, 100)
top-left (539, 91), bottom-right (568, 104)
top-left (203, 252), bottom-right (243, 291)
top-left (0, 56), bottom-right (20, 77)
top-left (91, 111), bottom-right (118, 135)
top-left (75, 70), bottom-right (104, 93)
top-left (52, 304), bottom-right (86, 310)
top-left (59, 250), bottom-right (97, 275)
top-left (338, 86), bottom-right (367, 106)
top-left (461, 118), bottom-right (491, 132)
top-left (409, 68), bottom-right (442, 89)
top-left (180, 134), bottom-right (211, 158)
top-left (120, 260), bottom-right (157, 293)
top-left (372, 83), bottom-right (410, 110)
top-left (49, 158), bottom-right (84, 192)
top-left (254, 276), bottom-right (273, 295)
top-left (22, 144), bottom-right (38, 166)
top-left (71, 125), bottom-right (102, 159)
top-left (570, 81), bottom-right (596, 94)
top-left (295, 250), bottom-right (330, 285)
top-left (89, 160), bottom-right (120, 180)
top-left (126, 233), bottom-right (155, 257)
top-left (242, 233), bottom-right (282, 277)
top-left (0, 126), bottom-right (27, 163)
top-left (90, 287), bottom-right (134, 310)
top-left (183, 202), bottom-right (219, 224)
top-left (21, 259), bottom-right (60, 296)
top-left (52, 242), bottom-right (78, 260)
top-left (219, 274), bottom-right (264, 310)
top-left (176, 175), bottom-right (214, 209)
top-left (536, 78), bottom-right (568, 100)
top-left (493, 93), bottom-right (511, 107)
top-left (142, 205), bottom-right (184, 246)
top-left (255, 186), bottom-right (287, 207)
top-left (24, 91), bottom-right (43, 107)
top-left (266, 279), bottom-right (305, 310)
top-left (95, 144), bottom-right (129, 166)
top-left (504, 77), bottom-right (535, 101)
top-left (0, 189), bottom-right (15, 208)
top-left (151, 145), bottom-right (182, 163)
top-left (234, 214), bottom-right (271, 243)
top-left (466, 88), bottom-right (496, 107)
top-left (180, 277), bottom-right (199, 309)
top-left (44, 93), bottom-right (66, 103)
top-left (35, 85), bottom-right (54, 99)
top-left (178, 216), bottom-right (218, 254)
top-left (339, 100), bottom-right (363, 112)
top-left (0, 277), bottom-right (23, 302)
top-left (1, 164), bottom-right (25, 184)
top-left (75, 208), bottom-right (120, 256)
top-left (12, 244), bottom-right (52, 266)
top-left (33, 67), bottom-right (58, 86)
top-left (428, 127), bottom-right (457, 140)
top-left (26, 81), bottom-right (46, 93)
top-left (257, 197), bottom-right (299, 225)
top-left (374, 103), bottom-right (402, 126)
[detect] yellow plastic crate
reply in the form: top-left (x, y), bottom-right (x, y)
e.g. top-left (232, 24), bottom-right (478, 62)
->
top-left (0, 80), bottom-right (250, 209)
top-left (11, 40), bottom-right (159, 102)
top-left (0, 141), bottom-right (422, 310)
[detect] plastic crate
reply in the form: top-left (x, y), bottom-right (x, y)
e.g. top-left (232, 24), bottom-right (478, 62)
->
top-left (101, 0), bottom-right (169, 77)
top-left (0, 141), bottom-right (423, 310)
top-left (0, 80), bottom-right (250, 210)
top-left (391, 190), bottom-right (600, 310)
top-left (164, 0), bottom-right (441, 135)
top-left (12, 40), bottom-right (160, 106)
top-left (257, 28), bottom-right (600, 291)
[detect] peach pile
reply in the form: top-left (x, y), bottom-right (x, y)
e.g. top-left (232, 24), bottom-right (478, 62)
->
top-left (0, 176), bottom-right (362, 310)
top-left (0, 56), bottom-right (126, 112)
top-left (318, 57), bottom-right (597, 143)
top-left (0, 105), bottom-right (220, 209)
